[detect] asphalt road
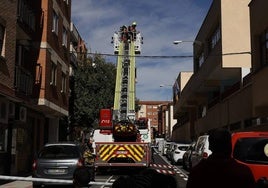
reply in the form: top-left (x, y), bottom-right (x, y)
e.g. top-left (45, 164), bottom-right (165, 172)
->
top-left (0, 151), bottom-right (189, 188)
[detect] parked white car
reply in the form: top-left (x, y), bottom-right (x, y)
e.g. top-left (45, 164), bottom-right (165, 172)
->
top-left (190, 135), bottom-right (212, 168)
top-left (163, 141), bottom-right (172, 156)
top-left (166, 142), bottom-right (176, 160)
top-left (182, 141), bottom-right (196, 170)
top-left (170, 143), bottom-right (190, 165)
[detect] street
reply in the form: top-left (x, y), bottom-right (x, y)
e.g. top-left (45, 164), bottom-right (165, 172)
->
top-left (0, 151), bottom-right (189, 188)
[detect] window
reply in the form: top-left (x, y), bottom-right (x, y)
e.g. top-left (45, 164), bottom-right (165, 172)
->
top-left (61, 72), bottom-right (66, 93)
top-left (198, 52), bottom-right (204, 67)
top-left (260, 30), bottom-right (268, 66)
top-left (62, 27), bottom-right (67, 47)
top-left (0, 128), bottom-right (7, 152)
top-left (0, 24), bottom-right (5, 57)
top-left (50, 62), bottom-right (57, 86)
top-left (52, 10), bottom-right (59, 35)
top-left (210, 26), bottom-right (221, 50)
top-left (233, 137), bottom-right (268, 164)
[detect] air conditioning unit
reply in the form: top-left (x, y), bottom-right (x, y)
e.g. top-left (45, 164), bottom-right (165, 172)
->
top-left (0, 99), bottom-right (8, 124)
top-left (19, 107), bottom-right (27, 122)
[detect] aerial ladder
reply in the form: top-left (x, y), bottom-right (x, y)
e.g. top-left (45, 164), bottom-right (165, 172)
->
top-left (111, 23), bottom-right (143, 142)
top-left (112, 24), bottom-right (142, 123)
top-left (94, 23), bottom-right (153, 169)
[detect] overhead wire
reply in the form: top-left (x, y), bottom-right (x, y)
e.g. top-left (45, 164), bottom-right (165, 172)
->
top-left (75, 51), bottom-right (251, 59)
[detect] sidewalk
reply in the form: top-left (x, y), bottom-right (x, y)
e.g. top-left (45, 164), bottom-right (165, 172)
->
top-left (0, 180), bottom-right (32, 188)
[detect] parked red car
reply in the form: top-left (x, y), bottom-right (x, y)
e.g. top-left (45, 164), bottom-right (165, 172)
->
top-left (232, 131), bottom-right (268, 182)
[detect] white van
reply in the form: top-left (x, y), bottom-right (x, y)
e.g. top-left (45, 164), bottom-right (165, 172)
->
top-left (91, 129), bottom-right (113, 154)
top-left (190, 135), bottom-right (212, 168)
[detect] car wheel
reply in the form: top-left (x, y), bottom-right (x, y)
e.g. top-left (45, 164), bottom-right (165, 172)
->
top-left (188, 159), bottom-right (192, 170)
top-left (182, 160), bottom-right (187, 169)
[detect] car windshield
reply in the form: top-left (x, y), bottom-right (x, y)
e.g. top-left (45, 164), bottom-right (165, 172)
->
top-left (233, 137), bottom-right (268, 164)
top-left (178, 146), bottom-right (188, 151)
top-left (38, 145), bottom-right (80, 159)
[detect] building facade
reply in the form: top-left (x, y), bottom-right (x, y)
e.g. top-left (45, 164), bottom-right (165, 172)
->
top-left (0, 0), bottom-right (75, 175)
top-left (0, 0), bottom-right (44, 175)
top-left (137, 101), bottom-right (171, 138)
top-left (173, 0), bottom-right (268, 142)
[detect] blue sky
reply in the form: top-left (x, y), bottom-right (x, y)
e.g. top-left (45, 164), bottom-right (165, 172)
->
top-left (71, 0), bottom-right (213, 101)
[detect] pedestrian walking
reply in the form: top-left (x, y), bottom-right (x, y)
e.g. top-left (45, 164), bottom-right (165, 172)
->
top-left (186, 128), bottom-right (255, 188)
top-left (73, 167), bottom-right (91, 188)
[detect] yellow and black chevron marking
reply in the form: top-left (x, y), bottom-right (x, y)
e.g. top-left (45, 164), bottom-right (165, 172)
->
top-left (98, 144), bottom-right (145, 162)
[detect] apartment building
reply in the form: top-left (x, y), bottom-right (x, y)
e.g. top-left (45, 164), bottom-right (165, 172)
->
top-left (249, 0), bottom-right (268, 120)
top-left (137, 101), bottom-right (171, 138)
top-left (0, 0), bottom-right (75, 175)
top-left (173, 0), bottom-right (254, 141)
top-left (158, 102), bottom-right (176, 140)
top-left (0, 0), bottom-right (44, 175)
top-left (69, 22), bottom-right (88, 140)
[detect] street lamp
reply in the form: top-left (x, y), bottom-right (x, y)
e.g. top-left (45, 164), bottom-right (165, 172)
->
top-left (173, 40), bottom-right (203, 46)
top-left (160, 84), bottom-right (173, 101)
top-left (160, 84), bottom-right (173, 88)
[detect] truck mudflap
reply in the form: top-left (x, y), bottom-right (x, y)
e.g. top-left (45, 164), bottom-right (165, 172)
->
top-left (95, 142), bottom-right (151, 167)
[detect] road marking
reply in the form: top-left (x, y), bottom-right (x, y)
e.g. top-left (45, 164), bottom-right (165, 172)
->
top-left (157, 152), bottom-right (189, 181)
top-left (172, 166), bottom-right (188, 181)
top-left (100, 175), bottom-right (115, 188)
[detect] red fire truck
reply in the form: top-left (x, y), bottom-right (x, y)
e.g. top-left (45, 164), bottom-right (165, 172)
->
top-left (93, 25), bottom-right (152, 170)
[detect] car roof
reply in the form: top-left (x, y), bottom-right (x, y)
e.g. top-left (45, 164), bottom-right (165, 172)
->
top-left (232, 131), bottom-right (268, 137)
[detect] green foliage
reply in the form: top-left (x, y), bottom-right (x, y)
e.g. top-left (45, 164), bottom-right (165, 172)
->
top-left (73, 54), bottom-right (116, 127)
top-left (135, 98), bottom-right (141, 112)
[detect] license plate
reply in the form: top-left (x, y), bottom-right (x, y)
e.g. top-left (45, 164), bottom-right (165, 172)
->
top-left (47, 169), bottom-right (66, 174)
top-left (116, 150), bottom-right (128, 155)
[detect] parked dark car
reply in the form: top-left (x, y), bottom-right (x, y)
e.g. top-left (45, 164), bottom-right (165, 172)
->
top-left (32, 142), bottom-right (90, 188)
top-left (182, 141), bottom-right (196, 170)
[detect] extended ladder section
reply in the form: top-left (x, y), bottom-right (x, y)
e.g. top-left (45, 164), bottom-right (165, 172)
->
top-left (112, 26), bottom-right (142, 122)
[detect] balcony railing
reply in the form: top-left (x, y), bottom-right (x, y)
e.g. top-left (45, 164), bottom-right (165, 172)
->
top-left (14, 66), bottom-right (33, 95)
top-left (17, 0), bottom-right (36, 31)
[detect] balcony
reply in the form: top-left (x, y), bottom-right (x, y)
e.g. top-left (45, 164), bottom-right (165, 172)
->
top-left (14, 66), bottom-right (33, 95)
top-left (17, 0), bottom-right (36, 32)
top-left (70, 22), bottom-right (79, 43)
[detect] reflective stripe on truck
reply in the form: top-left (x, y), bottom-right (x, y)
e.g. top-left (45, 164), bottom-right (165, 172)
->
top-left (95, 143), bottom-right (150, 166)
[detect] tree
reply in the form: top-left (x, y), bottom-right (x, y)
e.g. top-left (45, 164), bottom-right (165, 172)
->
top-left (73, 54), bottom-right (116, 128)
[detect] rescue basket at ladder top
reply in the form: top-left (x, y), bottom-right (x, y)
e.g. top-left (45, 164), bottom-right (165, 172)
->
top-left (113, 120), bottom-right (138, 142)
